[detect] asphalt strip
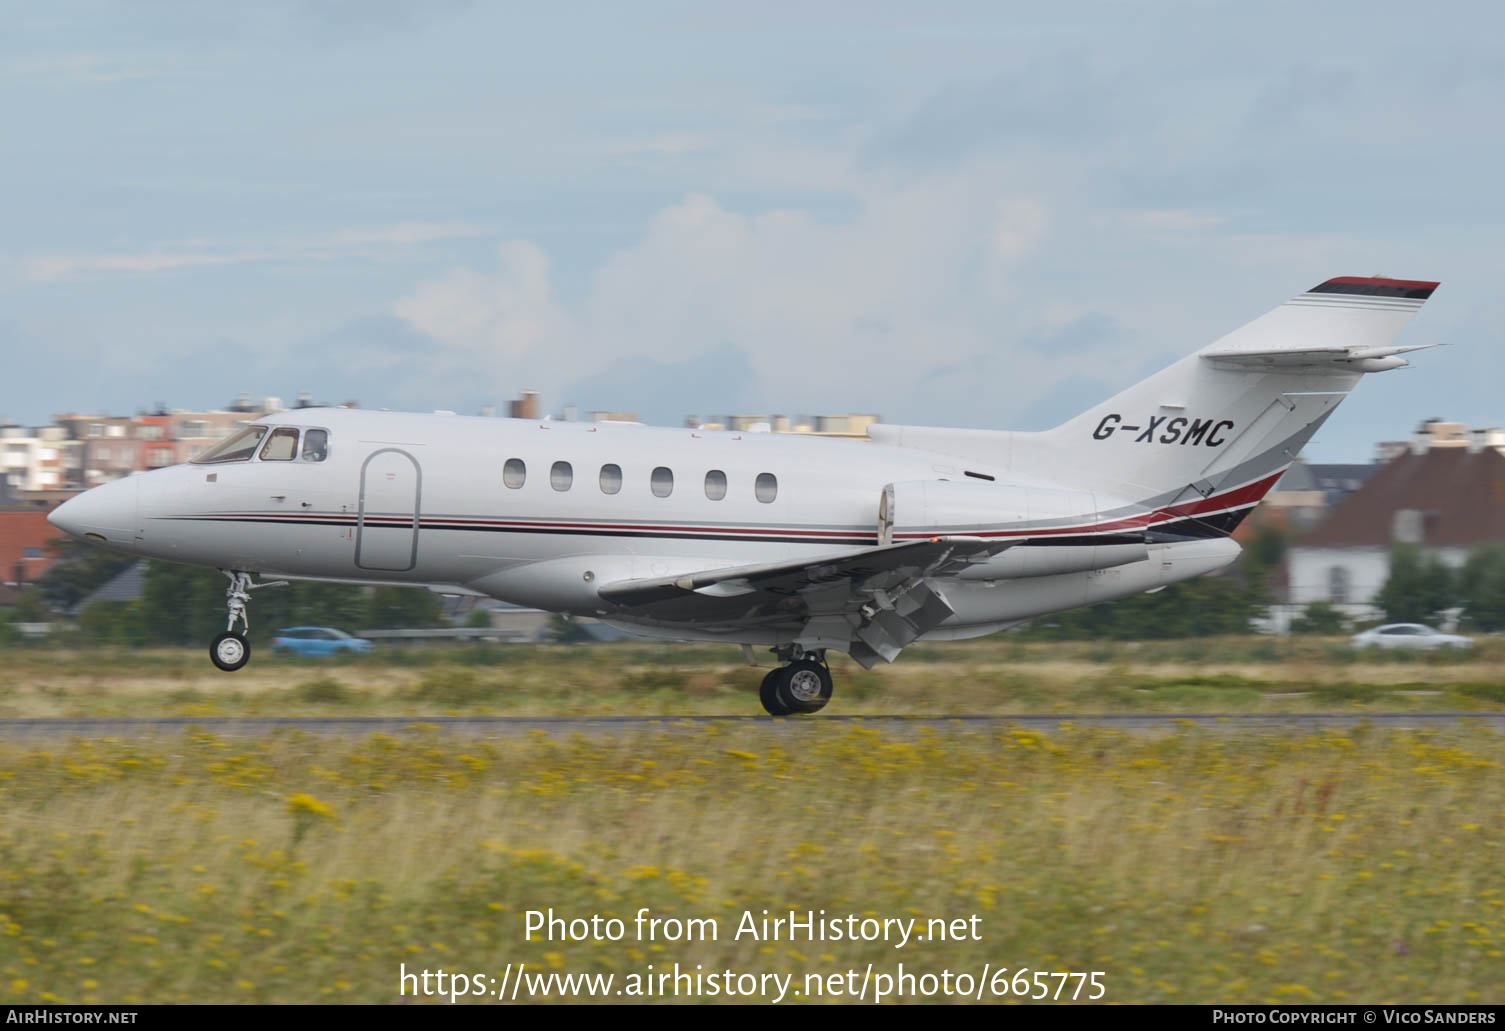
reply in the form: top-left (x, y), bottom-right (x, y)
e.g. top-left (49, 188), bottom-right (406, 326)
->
top-left (1, 713), bottom-right (1502, 738)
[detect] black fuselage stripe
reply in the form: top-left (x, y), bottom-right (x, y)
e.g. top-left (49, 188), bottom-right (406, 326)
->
top-left (168, 515), bottom-right (873, 546)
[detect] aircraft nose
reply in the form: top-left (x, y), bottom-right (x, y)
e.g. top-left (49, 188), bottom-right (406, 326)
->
top-left (48, 476), bottom-right (139, 553)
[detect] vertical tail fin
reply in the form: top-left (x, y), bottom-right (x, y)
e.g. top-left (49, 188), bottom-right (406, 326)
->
top-left (1027, 276), bottom-right (1439, 524)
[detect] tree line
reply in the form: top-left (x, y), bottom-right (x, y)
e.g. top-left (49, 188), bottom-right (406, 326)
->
top-left (17, 537), bottom-right (443, 646)
top-left (1007, 535), bottom-right (1505, 639)
top-left (1372, 542), bottom-right (1505, 631)
top-left (11, 531), bottom-right (1505, 645)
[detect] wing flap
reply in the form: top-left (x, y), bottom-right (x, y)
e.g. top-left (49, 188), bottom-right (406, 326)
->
top-left (596, 536), bottom-right (1006, 629)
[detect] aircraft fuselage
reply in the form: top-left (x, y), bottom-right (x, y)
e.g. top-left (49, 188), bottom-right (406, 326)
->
top-left (50, 407), bottom-right (1238, 645)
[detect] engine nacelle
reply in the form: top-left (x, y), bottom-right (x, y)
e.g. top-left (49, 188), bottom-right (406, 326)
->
top-left (882, 479), bottom-right (1147, 580)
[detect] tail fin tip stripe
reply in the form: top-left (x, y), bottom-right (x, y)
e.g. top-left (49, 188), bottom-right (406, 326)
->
top-left (1310, 276), bottom-right (1439, 300)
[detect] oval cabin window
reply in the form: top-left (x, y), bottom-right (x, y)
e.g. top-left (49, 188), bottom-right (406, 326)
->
top-left (651, 466), bottom-right (674, 498)
top-left (503, 458), bottom-right (526, 489)
top-left (755, 472), bottom-right (778, 503)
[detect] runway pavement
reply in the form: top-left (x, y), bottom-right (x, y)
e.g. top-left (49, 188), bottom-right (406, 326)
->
top-left (1, 712), bottom-right (1502, 738)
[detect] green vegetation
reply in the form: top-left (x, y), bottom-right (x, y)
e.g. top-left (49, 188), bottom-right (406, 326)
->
top-left (0, 637), bottom-right (1501, 1004)
top-left (0, 723), bottom-right (1500, 1004)
top-left (30, 558), bottom-right (447, 647)
top-left (1369, 542), bottom-right (1505, 632)
top-left (547, 612), bottom-right (595, 643)
top-left (1290, 601), bottom-right (1348, 635)
top-left (1018, 575), bottom-right (1266, 640)
top-left (33, 536), bottom-right (137, 613)
top-left (1458, 544), bottom-right (1505, 633)
top-left (19, 522), bottom-right (1505, 652)
top-left (1019, 526), bottom-right (1286, 641)
top-left (1376, 544), bottom-right (1456, 626)
top-left (1, 638), bottom-right (1504, 719)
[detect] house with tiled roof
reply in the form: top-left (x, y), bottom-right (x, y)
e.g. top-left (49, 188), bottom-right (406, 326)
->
top-left (1235, 459), bottom-right (1382, 542)
top-left (0, 511), bottom-right (61, 586)
top-left (1283, 436), bottom-right (1505, 618)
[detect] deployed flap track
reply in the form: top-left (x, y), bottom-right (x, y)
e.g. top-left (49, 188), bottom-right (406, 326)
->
top-left (597, 535), bottom-right (1015, 668)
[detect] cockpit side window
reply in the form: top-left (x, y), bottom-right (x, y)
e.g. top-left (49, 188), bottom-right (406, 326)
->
top-left (192, 425), bottom-right (268, 464)
top-left (259, 427), bottom-right (300, 462)
top-left (302, 429), bottom-right (329, 462)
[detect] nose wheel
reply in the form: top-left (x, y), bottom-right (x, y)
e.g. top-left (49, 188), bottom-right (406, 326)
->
top-left (759, 655), bottom-right (833, 715)
top-left (210, 631), bottom-right (250, 672)
top-left (209, 570), bottom-right (286, 672)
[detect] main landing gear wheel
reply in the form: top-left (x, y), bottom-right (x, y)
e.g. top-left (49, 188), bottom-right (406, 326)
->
top-left (210, 631), bottom-right (250, 672)
top-left (780, 659), bottom-right (833, 714)
top-left (759, 657), bottom-right (834, 716)
top-left (759, 669), bottom-right (792, 716)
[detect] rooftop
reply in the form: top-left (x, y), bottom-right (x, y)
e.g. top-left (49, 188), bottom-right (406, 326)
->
top-left (1298, 446), bottom-right (1505, 549)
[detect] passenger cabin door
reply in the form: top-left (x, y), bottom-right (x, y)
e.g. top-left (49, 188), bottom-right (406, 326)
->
top-left (356, 449), bottom-right (421, 571)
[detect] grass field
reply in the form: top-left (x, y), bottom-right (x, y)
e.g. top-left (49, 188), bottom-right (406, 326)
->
top-left (1, 639), bottom-right (1502, 1005)
top-left (2, 636), bottom-right (1505, 718)
top-left (1, 722), bottom-right (1502, 1004)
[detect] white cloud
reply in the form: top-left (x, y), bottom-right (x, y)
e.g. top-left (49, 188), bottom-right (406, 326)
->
top-left (26, 251), bottom-right (246, 281)
top-left (2, 4), bottom-right (1492, 453)
top-left (24, 221), bottom-right (492, 282)
top-left (384, 162), bottom-right (1392, 430)
top-left (392, 240), bottom-right (575, 372)
top-left (390, 172), bottom-right (1080, 418)
top-left (580, 184), bottom-right (992, 380)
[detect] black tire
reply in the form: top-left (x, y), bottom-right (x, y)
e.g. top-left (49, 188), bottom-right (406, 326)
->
top-left (776, 659), bottom-right (832, 714)
top-left (759, 668), bottom-right (792, 716)
top-left (210, 631), bottom-right (250, 672)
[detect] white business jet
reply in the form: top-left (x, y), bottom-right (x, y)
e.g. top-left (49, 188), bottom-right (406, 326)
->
top-left (49, 276), bottom-right (1438, 714)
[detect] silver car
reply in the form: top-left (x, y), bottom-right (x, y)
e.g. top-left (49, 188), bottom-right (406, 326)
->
top-left (1350, 623), bottom-right (1472, 650)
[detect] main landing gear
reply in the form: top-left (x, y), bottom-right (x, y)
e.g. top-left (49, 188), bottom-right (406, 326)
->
top-left (759, 650), bottom-right (834, 716)
top-left (209, 570), bottom-right (286, 672)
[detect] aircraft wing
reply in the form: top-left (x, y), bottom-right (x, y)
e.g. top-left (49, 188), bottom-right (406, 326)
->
top-left (596, 536), bottom-right (1012, 667)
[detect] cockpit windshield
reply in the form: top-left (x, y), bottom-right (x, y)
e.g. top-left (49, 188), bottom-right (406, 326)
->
top-left (192, 426), bottom-right (268, 464)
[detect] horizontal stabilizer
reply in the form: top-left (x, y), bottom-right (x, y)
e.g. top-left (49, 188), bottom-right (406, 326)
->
top-left (1201, 342), bottom-right (1435, 372)
top-left (1195, 276), bottom-right (1438, 364)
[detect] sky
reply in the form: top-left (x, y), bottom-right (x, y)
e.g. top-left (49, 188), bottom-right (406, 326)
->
top-left (3, 1), bottom-right (1503, 462)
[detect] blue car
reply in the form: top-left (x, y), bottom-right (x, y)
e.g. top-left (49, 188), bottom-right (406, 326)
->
top-left (269, 626), bottom-right (373, 657)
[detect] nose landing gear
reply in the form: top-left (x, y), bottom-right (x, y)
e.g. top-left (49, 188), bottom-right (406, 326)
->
top-left (209, 570), bottom-right (286, 672)
top-left (759, 651), bottom-right (834, 716)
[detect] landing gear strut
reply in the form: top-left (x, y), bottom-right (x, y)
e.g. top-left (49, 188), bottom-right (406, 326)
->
top-left (759, 650), bottom-right (834, 716)
top-left (209, 570), bottom-right (285, 672)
